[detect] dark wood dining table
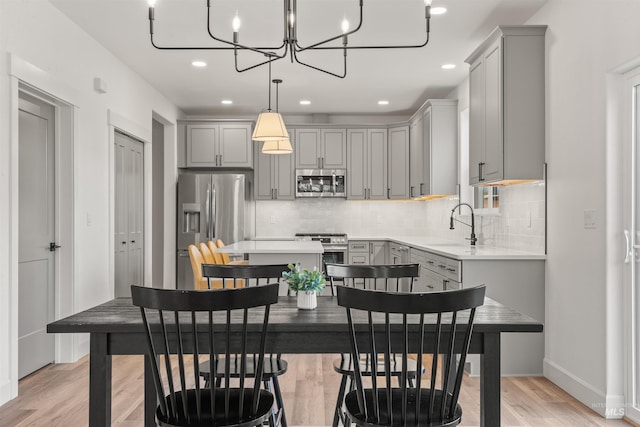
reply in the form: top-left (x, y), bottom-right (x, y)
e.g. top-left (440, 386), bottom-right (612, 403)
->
top-left (47, 295), bottom-right (542, 427)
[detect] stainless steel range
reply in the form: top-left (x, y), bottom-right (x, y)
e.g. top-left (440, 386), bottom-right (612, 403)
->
top-left (294, 233), bottom-right (348, 267)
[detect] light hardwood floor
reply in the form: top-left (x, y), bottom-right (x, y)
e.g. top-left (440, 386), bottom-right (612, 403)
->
top-left (0, 354), bottom-right (633, 427)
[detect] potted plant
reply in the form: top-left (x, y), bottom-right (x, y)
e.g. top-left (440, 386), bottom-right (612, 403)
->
top-left (282, 263), bottom-right (326, 310)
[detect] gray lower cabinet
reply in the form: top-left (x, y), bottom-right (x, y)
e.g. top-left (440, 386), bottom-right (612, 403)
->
top-left (348, 240), bottom-right (388, 265)
top-left (183, 122), bottom-right (253, 168)
top-left (347, 129), bottom-right (388, 200)
top-left (295, 128), bottom-right (347, 169)
top-left (387, 125), bottom-right (410, 199)
top-left (408, 246), bottom-right (544, 375)
top-left (466, 25), bottom-right (546, 185)
top-left (462, 258), bottom-right (545, 376)
top-left (410, 248), bottom-right (461, 292)
top-left (348, 240), bottom-right (389, 288)
top-left (348, 240), bottom-right (370, 264)
top-left (254, 140), bottom-right (295, 200)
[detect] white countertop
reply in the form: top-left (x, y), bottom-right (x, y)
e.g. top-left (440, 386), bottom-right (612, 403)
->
top-left (348, 236), bottom-right (545, 260)
top-left (217, 240), bottom-right (324, 254)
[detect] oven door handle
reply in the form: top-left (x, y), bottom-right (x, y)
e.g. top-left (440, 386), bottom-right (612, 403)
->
top-left (322, 246), bottom-right (348, 251)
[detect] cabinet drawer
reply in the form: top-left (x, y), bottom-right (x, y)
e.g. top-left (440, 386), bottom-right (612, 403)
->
top-left (349, 241), bottom-right (369, 252)
top-left (349, 253), bottom-right (370, 265)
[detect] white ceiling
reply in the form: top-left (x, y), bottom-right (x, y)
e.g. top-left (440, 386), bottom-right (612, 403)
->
top-left (50, 0), bottom-right (547, 116)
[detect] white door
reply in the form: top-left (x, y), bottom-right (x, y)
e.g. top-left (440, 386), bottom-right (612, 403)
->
top-left (18, 92), bottom-right (56, 378)
top-left (624, 69), bottom-right (640, 422)
top-left (114, 131), bottom-right (144, 297)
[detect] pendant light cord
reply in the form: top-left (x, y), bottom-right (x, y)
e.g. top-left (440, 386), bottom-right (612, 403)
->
top-left (267, 56), bottom-right (272, 111)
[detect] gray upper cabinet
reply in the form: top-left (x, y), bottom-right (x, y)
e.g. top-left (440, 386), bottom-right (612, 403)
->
top-left (347, 129), bottom-right (387, 200)
top-left (295, 128), bottom-right (347, 169)
top-left (423, 100), bottom-right (458, 197)
top-left (184, 122), bottom-right (253, 168)
top-left (466, 25), bottom-right (546, 185)
top-left (295, 128), bottom-right (321, 169)
top-left (387, 125), bottom-right (410, 199)
top-left (409, 114), bottom-right (424, 198)
top-left (254, 135), bottom-right (295, 200)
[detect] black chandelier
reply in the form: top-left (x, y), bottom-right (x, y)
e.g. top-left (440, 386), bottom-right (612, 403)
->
top-left (147, 0), bottom-right (433, 78)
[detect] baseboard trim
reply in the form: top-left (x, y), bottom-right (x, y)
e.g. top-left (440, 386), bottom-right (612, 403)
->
top-left (624, 415), bottom-right (640, 427)
top-left (544, 358), bottom-right (624, 419)
top-left (0, 378), bottom-right (15, 406)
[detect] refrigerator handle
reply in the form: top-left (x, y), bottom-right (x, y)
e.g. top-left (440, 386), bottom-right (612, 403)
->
top-left (205, 183), bottom-right (211, 240)
top-left (211, 184), bottom-right (217, 240)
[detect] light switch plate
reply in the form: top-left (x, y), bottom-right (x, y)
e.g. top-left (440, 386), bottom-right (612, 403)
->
top-left (584, 209), bottom-right (597, 229)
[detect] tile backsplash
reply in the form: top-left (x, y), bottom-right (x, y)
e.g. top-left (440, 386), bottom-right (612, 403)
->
top-left (255, 181), bottom-right (545, 253)
top-left (424, 182), bottom-right (546, 252)
top-left (255, 199), bottom-right (429, 238)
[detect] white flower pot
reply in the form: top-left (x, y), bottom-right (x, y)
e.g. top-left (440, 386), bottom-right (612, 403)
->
top-left (297, 291), bottom-right (317, 310)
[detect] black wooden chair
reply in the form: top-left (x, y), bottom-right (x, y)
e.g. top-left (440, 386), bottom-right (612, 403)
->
top-left (131, 283), bottom-right (279, 427)
top-left (199, 264), bottom-right (290, 427)
top-left (325, 263), bottom-right (422, 427)
top-left (337, 284), bottom-right (486, 426)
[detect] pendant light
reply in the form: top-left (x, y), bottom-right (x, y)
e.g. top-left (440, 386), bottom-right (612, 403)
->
top-left (252, 58), bottom-right (289, 142)
top-left (262, 78), bottom-right (293, 154)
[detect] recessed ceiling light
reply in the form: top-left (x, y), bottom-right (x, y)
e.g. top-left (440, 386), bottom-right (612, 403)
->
top-left (221, 100), bottom-right (233, 105)
top-left (431, 7), bottom-right (447, 15)
top-left (441, 64), bottom-right (456, 70)
top-left (300, 100), bottom-right (311, 105)
top-left (192, 60), bottom-right (207, 67)
top-left (378, 100), bottom-right (389, 106)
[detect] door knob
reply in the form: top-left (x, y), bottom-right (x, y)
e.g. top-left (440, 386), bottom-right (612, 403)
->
top-left (49, 242), bottom-right (62, 252)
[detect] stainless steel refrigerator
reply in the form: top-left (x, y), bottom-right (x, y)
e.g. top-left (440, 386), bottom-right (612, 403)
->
top-left (176, 173), bottom-right (247, 289)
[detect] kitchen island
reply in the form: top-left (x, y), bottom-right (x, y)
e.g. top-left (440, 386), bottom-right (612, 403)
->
top-left (217, 240), bottom-right (324, 295)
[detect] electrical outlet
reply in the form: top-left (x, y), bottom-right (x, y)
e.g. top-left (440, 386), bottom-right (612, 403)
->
top-left (86, 212), bottom-right (93, 227)
top-left (270, 215), bottom-right (276, 224)
top-left (584, 209), bottom-right (597, 229)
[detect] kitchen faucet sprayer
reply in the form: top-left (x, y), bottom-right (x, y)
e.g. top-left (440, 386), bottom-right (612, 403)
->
top-left (449, 203), bottom-right (477, 246)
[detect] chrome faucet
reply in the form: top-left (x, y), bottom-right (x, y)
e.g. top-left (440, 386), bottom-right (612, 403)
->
top-left (449, 203), bottom-right (477, 246)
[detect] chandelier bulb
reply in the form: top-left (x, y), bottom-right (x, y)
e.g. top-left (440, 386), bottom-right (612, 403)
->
top-left (341, 16), bottom-right (350, 34)
top-left (424, 0), bottom-right (432, 6)
top-left (232, 12), bottom-right (241, 32)
top-left (147, 0), bottom-right (157, 7)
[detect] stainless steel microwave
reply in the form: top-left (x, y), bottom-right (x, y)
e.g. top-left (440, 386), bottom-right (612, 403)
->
top-left (295, 169), bottom-right (346, 198)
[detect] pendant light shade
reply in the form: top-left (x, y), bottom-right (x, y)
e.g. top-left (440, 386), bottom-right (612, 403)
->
top-left (252, 111), bottom-right (289, 142)
top-left (262, 138), bottom-right (293, 154)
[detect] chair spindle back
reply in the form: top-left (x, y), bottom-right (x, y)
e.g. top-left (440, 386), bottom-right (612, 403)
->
top-left (337, 284), bottom-right (486, 426)
top-left (131, 283), bottom-right (279, 426)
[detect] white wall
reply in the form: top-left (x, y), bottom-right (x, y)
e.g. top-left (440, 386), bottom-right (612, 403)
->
top-left (524, 0), bottom-right (640, 417)
top-left (0, 1), bottom-right (182, 404)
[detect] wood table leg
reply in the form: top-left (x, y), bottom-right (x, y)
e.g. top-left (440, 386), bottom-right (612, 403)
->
top-left (144, 355), bottom-right (157, 427)
top-left (89, 333), bottom-right (111, 427)
top-left (480, 332), bottom-right (501, 427)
